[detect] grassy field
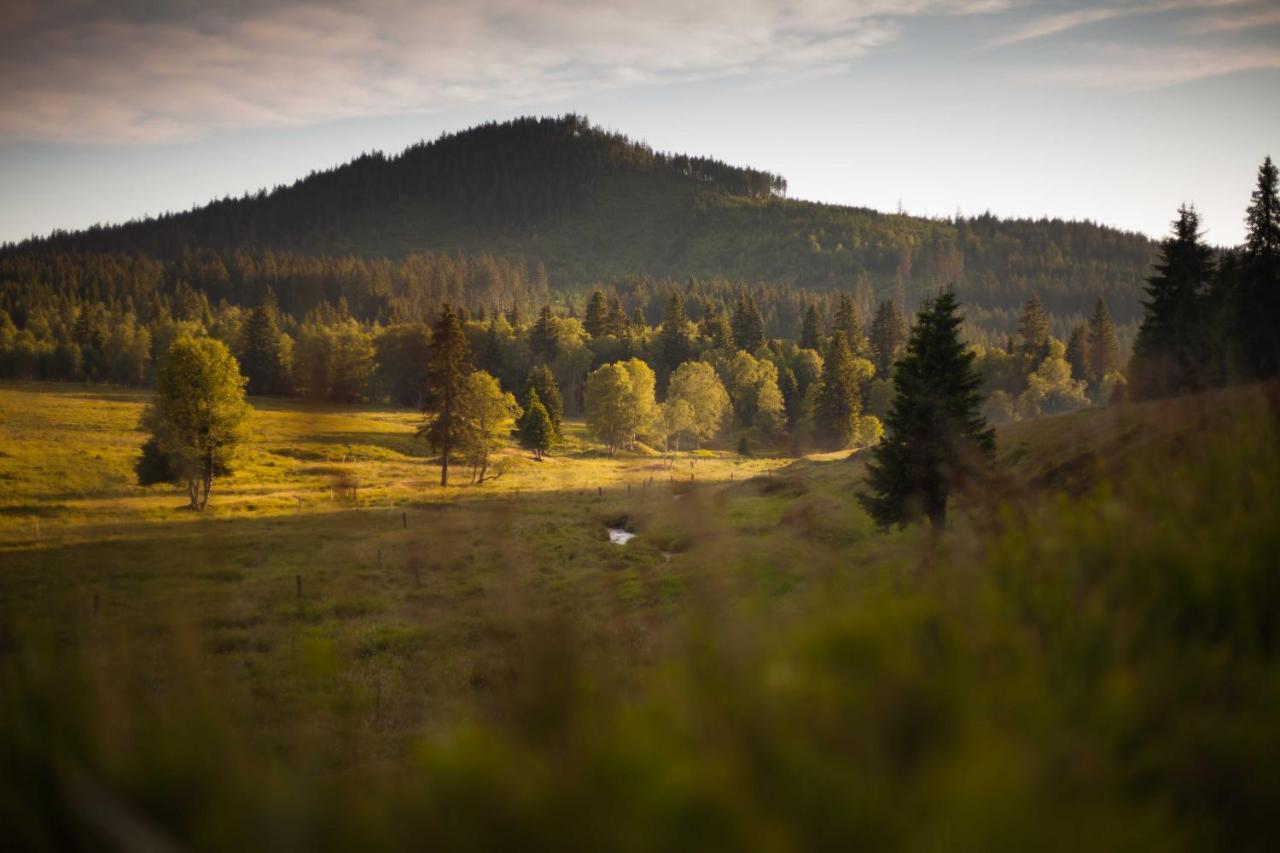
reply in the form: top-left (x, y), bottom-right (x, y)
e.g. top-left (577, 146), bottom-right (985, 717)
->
top-left (2, 381), bottom-right (1277, 849)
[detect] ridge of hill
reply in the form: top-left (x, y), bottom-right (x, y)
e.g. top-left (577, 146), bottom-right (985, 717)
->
top-left (2, 115), bottom-right (1156, 335)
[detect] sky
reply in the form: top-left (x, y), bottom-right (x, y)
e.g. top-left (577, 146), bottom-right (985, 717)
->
top-left (0, 0), bottom-right (1277, 247)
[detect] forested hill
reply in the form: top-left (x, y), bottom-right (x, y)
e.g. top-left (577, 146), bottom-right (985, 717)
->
top-left (2, 114), bottom-right (1156, 336)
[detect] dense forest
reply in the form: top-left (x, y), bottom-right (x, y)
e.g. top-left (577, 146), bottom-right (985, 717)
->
top-left (2, 115), bottom-right (1157, 344)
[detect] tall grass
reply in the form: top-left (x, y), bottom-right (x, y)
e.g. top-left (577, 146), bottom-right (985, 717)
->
top-left (2, 387), bottom-right (1277, 849)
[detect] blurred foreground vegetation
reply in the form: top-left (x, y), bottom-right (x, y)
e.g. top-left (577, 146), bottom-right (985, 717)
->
top-left (2, 383), bottom-right (1278, 850)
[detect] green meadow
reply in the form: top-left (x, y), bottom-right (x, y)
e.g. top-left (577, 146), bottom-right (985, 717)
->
top-left (2, 381), bottom-right (1278, 849)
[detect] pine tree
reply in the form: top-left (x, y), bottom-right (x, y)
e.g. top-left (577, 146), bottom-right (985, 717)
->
top-left (241, 289), bottom-right (290, 396)
top-left (1016, 294), bottom-right (1051, 364)
top-left (605, 295), bottom-right (628, 336)
top-left (1065, 325), bottom-right (1089, 381)
top-left (529, 305), bottom-right (559, 364)
top-left (657, 293), bottom-right (693, 381)
top-left (859, 292), bottom-right (994, 529)
top-left (868, 299), bottom-right (907, 376)
top-left (1238, 155), bottom-right (1280, 377)
top-left (732, 293), bottom-right (765, 352)
top-left (518, 389), bottom-right (555, 461)
top-left (702, 307), bottom-right (736, 352)
top-left (584, 290), bottom-right (608, 338)
top-left (419, 304), bottom-right (471, 487)
top-left (832, 293), bottom-right (868, 357)
top-left (799, 305), bottom-right (823, 351)
top-left (1085, 298), bottom-right (1120, 386)
top-left (813, 332), bottom-right (862, 450)
top-left (521, 364), bottom-right (563, 437)
top-left (1131, 205), bottom-right (1215, 398)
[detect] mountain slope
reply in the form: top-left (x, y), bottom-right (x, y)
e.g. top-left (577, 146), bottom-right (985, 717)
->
top-left (3, 114), bottom-right (1157, 331)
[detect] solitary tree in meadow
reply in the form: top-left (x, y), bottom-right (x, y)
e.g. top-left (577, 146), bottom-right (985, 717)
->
top-left (585, 362), bottom-right (637, 454)
top-left (419, 304), bottom-right (470, 487)
top-left (136, 336), bottom-right (250, 510)
top-left (859, 292), bottom-right (994, 529)
top-left (521, 365), bottom-right (564, 438)
top-left (518, 389), bottom-right (556, 461)
top-left (456, 370), bottom-right (520, 483)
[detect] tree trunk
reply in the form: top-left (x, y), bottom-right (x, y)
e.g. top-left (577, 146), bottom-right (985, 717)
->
top-left (187, 479), bottom-right (199, 510)
top-left (478, 451), bottom-right (489, 484)
top-left (440, 447), bottom-right (450, 487)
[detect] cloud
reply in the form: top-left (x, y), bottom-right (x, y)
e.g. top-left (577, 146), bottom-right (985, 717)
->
top-left (0, 0), bottom-right (1011, 144)
top-left (988, 0), bottom-right (1252, 47)
top-left (1029, 41), bottom-right (1280, 88)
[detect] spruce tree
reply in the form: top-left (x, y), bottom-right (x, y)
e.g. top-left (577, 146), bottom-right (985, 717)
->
top-left (518, 389), bottom-right (555, 461)
top-left (800, 305), bottom-right (824, 351)
top-left (1085, 297), bottom-right (1120, 386)
top-left (657, 293), bottom-right (693, 381)
top-left (868, 299), bottom-right (907, 376)
top-left (419, 304), bottom-right (471, 487)
top-left (522, 364), bottom-right (563, 437)
top-left (241, 289), bottom-right (290, 396)
top-left (584, 290), bottom-right (608, 338)
top-left (1131, 205), bottom-right (1215, 398)
top-left (605, 295), bottom-right (628, 336)
top-left (732, 293), bottom-right (765, 352)
top-left (1239, 155), bottom-right (1280, 377)
top-left (832, 293), bottom-right (868, 357)
top-left (529, 305), bottom-right (560, 364)
top-left (703, 307), bottom-right (736, 352)
top-left (859, 292), bottom-right (994, 529)
top-left (813, 332), bottom-right (862, 450)
top-left (1065, 325), bottom-right (1089, 382)
top-left (1016, 294), bottom-right (1051, 364)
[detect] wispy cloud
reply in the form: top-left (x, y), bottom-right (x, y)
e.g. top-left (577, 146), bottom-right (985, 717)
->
top-left (989, 0), bottom-right (1251, 47)
top-left (1181, 3), bottom-right (1280, 31)
top-left (0, 0), bottom-right (1012, 144)
top-left (1030, 42), bottom-right (1280, 88)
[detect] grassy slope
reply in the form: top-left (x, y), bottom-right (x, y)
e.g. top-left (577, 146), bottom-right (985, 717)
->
top-left (2, 382), bottom-right (1276, 848)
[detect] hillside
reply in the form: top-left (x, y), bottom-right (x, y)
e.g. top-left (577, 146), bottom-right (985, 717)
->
top-left (2, 115), bottom-right (1156, 336)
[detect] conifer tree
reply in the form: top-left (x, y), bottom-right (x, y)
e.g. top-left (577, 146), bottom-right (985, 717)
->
top-left (419, 304), bottom-right (470, 487)
top-left (584, 290), bottom-right (608, 338)
top-left (832, 293), bottom-right (868, 357)
top-left (800, 305), bottom-right (824, 351)
top-left (702, 307), bottom-right (736, 352)
top-left (1016, 294), bottom-right (1051, 364)
top-left (732, 293), bottom-right (765, 352)
top-left (859, 292), bottom-right (994, 529)
top-left (1131, 205), bottom-right (1215, 398)
top-left (657, 293), bottom-right (693, 381)
top-left (605, 295), bottom-right (628, 336)
top-left (529, 305), bottom-right (560, 364)
top-left (868, 299), bottom-right (907, 376)
top-left (518, 389), bottom-right (555, 460)
top-left (813, 332), bottom-right (862, 450)
top-left (1065, 325), bottom-right (1089, 381)
top-left (241, 289), bottom-right (291, 396)
top-left (521, 364), bottom-right (563, 437)
top-left (1238, 155), bottom-right (1280, 377)
top-left (1085, 298), bottom-right (1120, 386)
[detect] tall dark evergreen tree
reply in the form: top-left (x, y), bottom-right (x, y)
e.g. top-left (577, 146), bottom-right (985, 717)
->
top-left (518, 389), bottom-right (555, 461)
top-left (732, 293), bottom-right (765, 353)
top-left (799, 305), bottom-right (824, 351)
top-left (859, 292), bottom-right (994, 529)
top-left (657, 293), bottom-right (693, 382)
top-left (419, 304), bottom-right (470, 487)
top-left (1016, 294), bottom-right (1051, 364)
top-left (868, 299), bottom-right (907, 376)
top-left (1065, 325), bottom-right (1089, 382)
top-left (1085, 297), bottom-right (1120, 386)
top-left (832, 293), bottom-right (868, 357)
top-left (606, 295), bottom-right (629, 337)
top-left (1238, 155), bottom-right (1280, 377)
top-left (529, 305), bottom-right (560, 364)
top-left (584, 290), bottom-right (608, 338)
top-left (812, 332), bottom-right (862, 450)
top-left (702, 307), bottom-right (736, 353)
top-left (241, 289), bottom-right (291, 396)
top-left (521, 364), bottom-right (563, 437)
top-left (1130, 205), bottom-right (1215, 398)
